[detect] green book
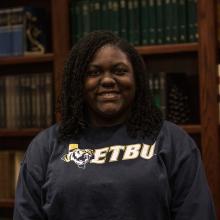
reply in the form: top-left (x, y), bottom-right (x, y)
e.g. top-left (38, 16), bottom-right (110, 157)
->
top-left (91, 0), bottom-right (101, 31)
top-left (140, 0), bottom-right (149, 45)
top-left (119, 0), bottom-right (128, 40)
top-left (127, 0), bottom-right (134, 44)
top-left (112, 0), bottom-right (120, 36)
top-left (171, 0), bottom-right (178, 43)
top-left (148, 0), bottom-right (157, 45)
top-left (178, 0), bottom-right (187, 42)
top-left (74, 0), bottom-right (83, 40)
top-left (164, 0), bottom-right (172, 44)
top-left (133, 0), bottom-right (140, 45)
top-left (187, 0), bottom-right (198, 42)
top-left (89, 0), bottom-right (95, 31)
top-left (70, 0), bottom-right (77, 43)
top-left (153, 72), bottom-right (161, 109)
top-left (101, 0), bottom-right (109, 30)
top-left (107, 0), bottom-right (114, 31)
top-left (82, 0), bottom-right (90, 37)
top-left (127, 0), bottom-right (140, 45)
top-left (155, 0), bottom-right (164, 44)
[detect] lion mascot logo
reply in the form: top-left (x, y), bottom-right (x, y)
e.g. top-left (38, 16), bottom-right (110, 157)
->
top-left (62, 144), bottom-right (94, 169)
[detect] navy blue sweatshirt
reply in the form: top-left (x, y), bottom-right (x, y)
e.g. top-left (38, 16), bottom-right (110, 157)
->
top-left (13, 121), bottom-right (216, 220)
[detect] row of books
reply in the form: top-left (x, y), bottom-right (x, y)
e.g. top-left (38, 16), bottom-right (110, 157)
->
top-left (150, 71), bottom-right (198, 124)
top-left (0, 150), bottom-right (24, 199)
top-left (0, 72), bottom-right (53, 129)
top-left (70, 0), bottom-right (198, 46)
top-left (0, 5), bottom-right (49, 57)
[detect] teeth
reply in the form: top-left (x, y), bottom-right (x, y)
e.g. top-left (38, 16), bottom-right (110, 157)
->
top-left (100, 93), bottom-right (118, 97)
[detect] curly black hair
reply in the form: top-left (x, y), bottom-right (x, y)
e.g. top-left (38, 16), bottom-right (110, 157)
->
top-left (58, 31), bottom-right (163, 142)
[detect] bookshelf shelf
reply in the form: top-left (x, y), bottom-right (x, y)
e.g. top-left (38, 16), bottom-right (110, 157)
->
top-left (180, 124), bottom-right (201, 134)
top-left (0, 129), bottom-right (42, 137)
top-left (0, 199), bottom-right (14, 208)
top-left (135, 43), bottom-right (198, 55)
top-left (0, 53), bottom-right (54, 65)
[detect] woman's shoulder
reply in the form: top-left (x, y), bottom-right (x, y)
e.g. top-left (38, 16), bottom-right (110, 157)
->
top-left (33, 123), bottom-right (60, 142)
top-left (157, 120), bottom-right (197, 154)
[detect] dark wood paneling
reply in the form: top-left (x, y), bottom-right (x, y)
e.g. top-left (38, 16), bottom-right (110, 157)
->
top-left (198, 0), bottom-right (220, 218)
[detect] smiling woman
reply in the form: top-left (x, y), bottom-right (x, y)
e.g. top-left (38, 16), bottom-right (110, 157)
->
top-left (84, 45), bottom-right (136, 127)
top-left (13, 31), bottom-right (216, 220)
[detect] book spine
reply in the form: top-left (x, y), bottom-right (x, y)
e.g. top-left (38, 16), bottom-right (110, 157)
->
top-left (11, 7), bottom-right (24, 56)
top-left (70, 0), bottom-right (78, 43)
top-left (45, 73), bottom-right (53, 127)
top-left (187, 0), bottom-right (198, 42)
top-left (156, 0), bottom-right (164, 44)
top-left (93, 0), bottom-right (101, 31)
top-left (112, 0), bottom-right (120, 36)
top-left (0, 9), bottom-right (12, 56)
top-left (31, 74), bottom-right (37, 128)
top-left (39, 74), bottom-right (46, 127)
top-left (178, 0), bottom-right (187, 42)
top-left (164, 0), bottom-right (172, 44)
top-left (5, 76), bottom-right (12, 128)
top-left (148, 0), bottom-right (157, 45)
top-left (159, 72), bottom-right (167, 119)
top-left (101, 0), bottom-right (109, 30)
top-left (127, 0), bottom-right (136, 45)
top-left (0, 77), bottom-right (5, 128)
top-left (133, 0), bottom-right (140, 45)
top-left (140, 0), bottom-right (149, 45)
top-left (153, 72), bottom-right (161, 109)
top-left (15, 75), bottom-right (21, 128)
top-left (119, 0), bottom-right (128, 40)
top-left (107, 0), bottom-right (114, 32)
top-left (171, 0), bottom-right (178, 43)
top-left (36, 74), bottom-right (41, 127)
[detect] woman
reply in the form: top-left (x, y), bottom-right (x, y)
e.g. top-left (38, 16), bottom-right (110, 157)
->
top-left (13, 31), bottom-right (216, 220)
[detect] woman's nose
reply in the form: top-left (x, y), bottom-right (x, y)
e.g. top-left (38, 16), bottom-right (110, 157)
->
top-left (100, 72), bottom-right (116, 87)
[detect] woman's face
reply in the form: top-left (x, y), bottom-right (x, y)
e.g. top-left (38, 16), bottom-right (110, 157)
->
top-left (83, 45), bottom-right (136, 127)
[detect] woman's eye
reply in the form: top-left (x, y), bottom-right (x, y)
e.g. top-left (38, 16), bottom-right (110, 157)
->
top-left (114, 68), bottom-right (127, 75)
top-left (87, 70), bottom-right (101, 76)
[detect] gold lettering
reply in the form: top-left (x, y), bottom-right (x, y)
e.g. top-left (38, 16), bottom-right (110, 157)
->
top-left (140, 143), bottom-right (156, 159)
top-left (90, 147), bottom-right (109, 164)
top-left (109, 145), bottom-right (125, 162)
top-left (122, 144), bottom-right (141, 160)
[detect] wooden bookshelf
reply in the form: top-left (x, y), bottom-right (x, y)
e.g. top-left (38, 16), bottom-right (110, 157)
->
top-left (136, 43), bottom-right (198, 55)
top-left (181, 124), bottom-right (201, 134)
top-left (0, 53), bottom-right (54, 65)
top-left (0, 129), bottom-right (42, 137)
top-left (0, 199), bottom-right (14, 208)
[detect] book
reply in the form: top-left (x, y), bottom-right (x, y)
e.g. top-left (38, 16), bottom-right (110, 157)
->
top-left (140, 0), bottom-right (150, 45)
top-left (0, 9), bottom-right (12, 56)
top-left (150, 72), bottom-right (192, 123)
top-left (187, 0), bottom-right (198, 42)
top-left (0, 73), bottom-right (53, 129)
top-left (119, 0), bottom-right (128, 40)
top-left (156, 0), bottom-right (164, 44)
top-left (11, 7), bottom-right (25, 56)
top-left (164, 0), bottom-right (172, 44)
top-left (178, 0), bottom-right (187, 42)
top-left (0, 151), bottom-right (15, 199)
top-left (171, 0), bottom-right (178, 43)
top-left (148, 0), bottom-right (157, 45)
